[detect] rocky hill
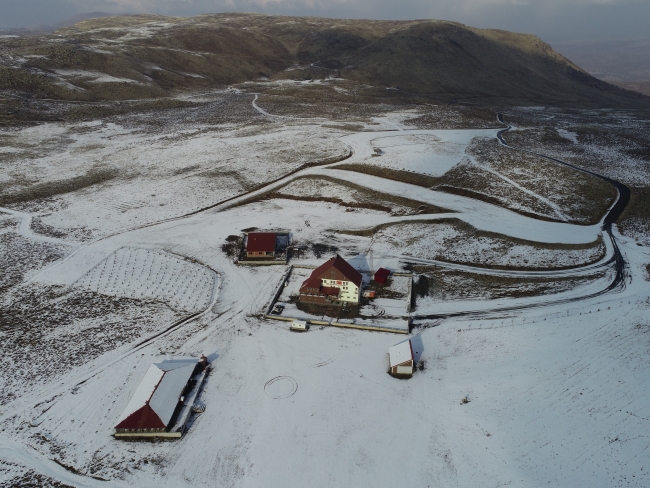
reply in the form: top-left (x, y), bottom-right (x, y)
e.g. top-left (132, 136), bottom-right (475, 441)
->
top-left (0, 13), bottom-right (646, 106)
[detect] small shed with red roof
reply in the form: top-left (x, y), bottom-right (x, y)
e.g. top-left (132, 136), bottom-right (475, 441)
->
top-left (374, 267), bottom-right (391, 285)
top-left (246, 232), bottom-right (277, 258)
top-left (299, 255), bottom-right (363, 305)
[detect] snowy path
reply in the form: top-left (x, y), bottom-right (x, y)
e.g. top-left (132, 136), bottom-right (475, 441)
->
top-left (0, 206), bottom-right (79, 248)
top-left (315, 167), bottom-right (599, 244)
top-left (395, 243), bottom-right (613, 278)
top-left (251, 93), bottom-right (282, 118)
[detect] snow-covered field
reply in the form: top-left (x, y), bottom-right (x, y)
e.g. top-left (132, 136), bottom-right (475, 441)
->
top-left (369, 130), bottom-right (497, 176)
top-left (1, 102), bottom-right (649, 488)
top-left (74, 247), bottom-right (216, 313)
top-left (364, 221), bottom-right (606, 270)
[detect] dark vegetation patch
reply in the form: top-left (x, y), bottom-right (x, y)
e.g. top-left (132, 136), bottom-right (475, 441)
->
top-left (403, 105), bottom-right (499, 129)
top-left (321, 123), bottom-right (367, 132)
top-left (0, 283), bottom-right (183, 405)
top-left (221, 234), bottom-right (241, 258)
top-left (413, 275), bottom-right (430, 298)
top-left (617, 186), bottom-right (650, 240)
top-left (501, 112), bottom-right (650, 188)
top-left (467, 137), bottom-right (617, 225)
top-left (335, 134), bottom-right (617, 225)
top-left (0, 216), bottom-right (18, 230)
top-left (0, 233), bottom-right (68, 294)
top-left (172, 164), bottom-right (202, 176)
top-left (336, 160), bottom-right (560, 220)
top-left (409, 266), bottom-right (606, 303)
top-left (0, 469), bottom-right (74, 488)
top-left (0, 167), bottom-right (117, 206)
top-left (333, 163), bottom-right (439, 187)
top-left (30, 217), bottom-right (93, 242)
top-left (252, 83), bottom-right (418, 120)
top-left (312, 242), bottom-right (339, 258)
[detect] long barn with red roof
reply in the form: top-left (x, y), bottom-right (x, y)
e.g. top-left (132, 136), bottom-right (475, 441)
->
top-left (114, 357), bottom-right (206, 438)
top-left (299, 255), bottom-right (363, 305)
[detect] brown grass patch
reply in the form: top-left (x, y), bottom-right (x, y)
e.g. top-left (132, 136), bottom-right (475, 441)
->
top-left (0, 167), bottom-right (117, 206)
top-left (617, 186), bottom-right (650, 240)
top-left (410, 266), bottom-right (606, 302)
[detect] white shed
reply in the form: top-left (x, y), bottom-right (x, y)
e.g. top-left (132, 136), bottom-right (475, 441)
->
top-left (388, 340), bottom-right (414, 377)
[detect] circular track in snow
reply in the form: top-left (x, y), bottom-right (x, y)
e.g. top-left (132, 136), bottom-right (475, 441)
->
top-left (264, 376), bottom-right (298, 399)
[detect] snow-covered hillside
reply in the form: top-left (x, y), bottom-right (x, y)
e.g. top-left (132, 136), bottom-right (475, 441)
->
top-left (1, 97), bottom-right (649, 488)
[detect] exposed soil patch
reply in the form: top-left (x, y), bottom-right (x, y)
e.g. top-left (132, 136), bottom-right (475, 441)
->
top-left (0, 233), bottom-right (68, 294)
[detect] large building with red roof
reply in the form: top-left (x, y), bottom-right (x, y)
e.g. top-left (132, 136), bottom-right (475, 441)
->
top-left (299, 255), bottom-right (363, 305)
top-left (114, 357), bottom-right (206, 438)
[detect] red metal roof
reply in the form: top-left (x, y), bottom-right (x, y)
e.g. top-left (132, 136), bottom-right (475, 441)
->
top-left (320, 286), bottom-right (341, 297)
top-left (114, 359), bottom-right (197, 431)
top-left (299, 254), bottom-right (362, 292)
top-left (246, 232), bottom-right (276, 253)
top-left (115, 403), bottom-right (166, 430)
top-left (330, 255), bottom-right (363, 286)
top-left (374, 267), bottom-right (391, 284)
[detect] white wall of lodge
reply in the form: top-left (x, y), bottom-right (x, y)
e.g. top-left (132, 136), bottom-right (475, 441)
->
top-left (321, 278), bottom-right (360, 303)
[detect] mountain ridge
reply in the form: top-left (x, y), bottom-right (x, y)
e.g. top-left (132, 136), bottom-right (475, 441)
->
top-left (0, 13), bottom-right (647, 107)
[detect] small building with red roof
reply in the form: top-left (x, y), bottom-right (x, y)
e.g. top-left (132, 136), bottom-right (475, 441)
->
top-left (246, 232), bottom-right (277, 258)
top-left (299, 255), bottom-right (363, 305)
top-left (374, 267), bottom-right (391, 285)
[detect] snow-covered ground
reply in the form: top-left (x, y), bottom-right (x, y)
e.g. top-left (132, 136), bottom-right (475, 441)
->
top-left (369, 130), bottom-right (497, 176)
top-left (1, 105), bottom-right (649, 487)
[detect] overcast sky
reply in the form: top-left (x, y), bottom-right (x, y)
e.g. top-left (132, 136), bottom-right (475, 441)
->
top-left (2, 0), bottom-right (649, 42)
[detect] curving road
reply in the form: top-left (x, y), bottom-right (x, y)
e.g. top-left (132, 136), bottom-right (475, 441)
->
top-left (497, 114), bottom-right (629, 293)
top-left (411, 114), bottom-right (631, 323)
